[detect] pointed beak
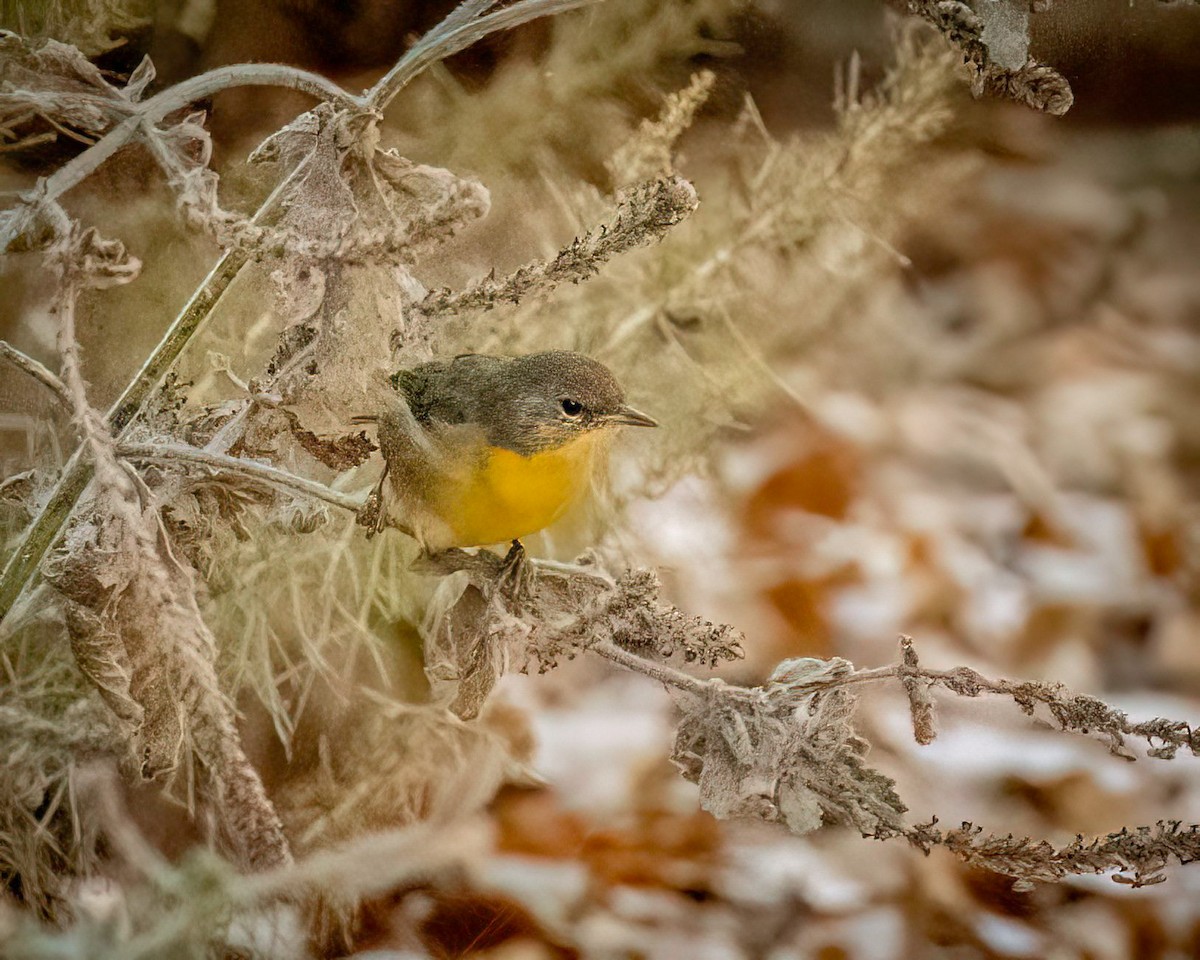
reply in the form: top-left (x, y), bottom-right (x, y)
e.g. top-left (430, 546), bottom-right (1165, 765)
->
top-left (609, 404), bottom-right (658, 428)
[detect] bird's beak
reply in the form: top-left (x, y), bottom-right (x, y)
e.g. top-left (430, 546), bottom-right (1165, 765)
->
top-left (609, 404), bottom-right (658, 428)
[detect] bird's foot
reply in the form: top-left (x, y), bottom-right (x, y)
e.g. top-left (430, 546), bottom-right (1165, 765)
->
top-left (494, 539), bottom-right (536, 613)
top-left (356, 462), bottom-right (389, 539)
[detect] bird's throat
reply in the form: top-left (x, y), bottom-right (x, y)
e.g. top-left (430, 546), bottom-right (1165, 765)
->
top-left (440, 431), bottom-right (607, 548)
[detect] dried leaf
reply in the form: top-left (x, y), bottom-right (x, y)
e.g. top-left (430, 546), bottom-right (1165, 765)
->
top-left (44, 501), bottom-right (291, 870)
top-left (899, 637), bottom-right (937, 745)
top-left (285, 413), bottom-right (377, 472)
top-left (671, 657), bottom-right (907, 837)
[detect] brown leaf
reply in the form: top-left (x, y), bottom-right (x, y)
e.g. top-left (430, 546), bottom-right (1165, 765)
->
top-left (286, 411), bottom-right (377, 471)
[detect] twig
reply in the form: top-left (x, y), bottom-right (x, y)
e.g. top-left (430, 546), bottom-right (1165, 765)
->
top-left (118, 441), bottom-right (365, 514)
top-left (0, 130), bottom-right (56, 151)
top-left (53, 242), bottom-right (131, 494)
top-left (0, 339), bottom-right (72, 410)
top-left (34, 63), bottom-right (362, 209)
top-left (367, 0), bottom-right (607, 111)
top-left (708, 645), bottom-right (1200, 761)
top-left (906, 818), bottom-right (1200, 888)
top-left (914, 663), bottom-right (1199, 759)
top-left (417, 176), bottom-right (697, 323)
top-left (36, 110), bottom-right (97, 146)
top-left (588, 639), bottom-right (718, 697)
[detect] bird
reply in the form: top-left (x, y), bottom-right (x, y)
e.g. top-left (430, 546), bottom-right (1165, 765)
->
top-left (353, 351), bottom-right (657, 565)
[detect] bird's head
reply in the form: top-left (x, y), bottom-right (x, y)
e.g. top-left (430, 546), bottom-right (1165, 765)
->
top-left (499, 352), bottom-right (657, 454)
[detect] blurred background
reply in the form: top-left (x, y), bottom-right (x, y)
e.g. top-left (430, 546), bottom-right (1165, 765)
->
top-left (3, 1), bottom-right (1200, 958)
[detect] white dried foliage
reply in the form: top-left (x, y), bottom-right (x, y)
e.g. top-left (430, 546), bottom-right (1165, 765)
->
top-left (248, 103), bottom-right (492, 267)
top-left (419, 551), bottom-right (742, 719)
top-left (0, 34), bottom-right (152, 145)
top-left (672, 656), bottom-right (907, 835)
top-left (39, 224), bottom-right (291, 875)
top-left (417, 548), bottom-right (1200, 889)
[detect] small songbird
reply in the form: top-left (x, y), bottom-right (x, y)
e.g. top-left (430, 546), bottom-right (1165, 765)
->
top-left (354, 351), bottom-right (657, 556)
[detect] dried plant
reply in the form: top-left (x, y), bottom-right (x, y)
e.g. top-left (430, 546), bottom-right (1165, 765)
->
top-left (1, 0), bottom-right (1199, 955)
top-left (421, 550), bottom-right (1200, 889)
top-left (884, 0), bottom-right (1074, 114)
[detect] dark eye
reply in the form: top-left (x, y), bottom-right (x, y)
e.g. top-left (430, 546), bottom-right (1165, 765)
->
top-left (561, 398), bottom-right (583, 417)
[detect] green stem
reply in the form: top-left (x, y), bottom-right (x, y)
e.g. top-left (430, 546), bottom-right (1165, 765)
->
top-left (0, 171), bottom-right (297, 621)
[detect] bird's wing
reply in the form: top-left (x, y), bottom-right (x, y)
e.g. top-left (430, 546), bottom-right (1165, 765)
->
top-left (383, 363), bottom-right (492, 478)
top-left (394, 354), bottom-right (508, 426)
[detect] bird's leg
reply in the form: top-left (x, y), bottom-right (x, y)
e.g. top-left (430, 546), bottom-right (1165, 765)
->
top-left (495, 538), bottom-right (536, 612)
top-left (357, 460), bottom-right (390, 538)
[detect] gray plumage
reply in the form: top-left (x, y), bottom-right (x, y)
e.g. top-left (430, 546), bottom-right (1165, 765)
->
top-left (360, 351), bottom-right (655, 549)
top-left (390, 351), bottom-right (632, 456)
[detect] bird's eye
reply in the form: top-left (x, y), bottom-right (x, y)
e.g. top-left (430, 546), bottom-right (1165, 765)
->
top-left (561, 398), bottom-right (583, 417)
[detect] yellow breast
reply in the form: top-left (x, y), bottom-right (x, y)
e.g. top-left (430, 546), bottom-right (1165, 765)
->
top-left (435, 433), bottom-right (605, 548)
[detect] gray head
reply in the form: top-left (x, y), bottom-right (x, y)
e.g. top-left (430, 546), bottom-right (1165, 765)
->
top-left (486, 352), bottom-right (657, 455)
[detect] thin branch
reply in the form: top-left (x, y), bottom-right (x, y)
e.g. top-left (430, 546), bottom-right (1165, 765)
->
top-left (52, 241), bottom-right (134, 498)
top-left (37, 110), bottom-right (96, 146)
top-left (588, 640), bottom-right (717, 697)
top-left (0, 132), bottom-right (57, 152)
top-left (417, 176), bottom-right (698, 323)
top-left (367, 0), bottom-right (607, 111)
top-left (145, 63), bottom-right (363, 116)
top-left (118, 442), bottom-right (365, 514)
top-left (35, 63), bottom-right (362, 209)
top-left (914, 663), bottom-right (1199, 759)
top-left (734, 643), bottom-right (1199, 761)
top-left (0, 339), bottom-right (72, 410)
top-left (906, 818), bottom-right (1200, 888)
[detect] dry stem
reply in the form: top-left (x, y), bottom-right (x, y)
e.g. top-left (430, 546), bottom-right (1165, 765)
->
top-left (416, 175), bottom-right (699, 325)
top-left (0, 339), bottom-right (72, 410)
top-left (118, 442), bottom-right (365, 514)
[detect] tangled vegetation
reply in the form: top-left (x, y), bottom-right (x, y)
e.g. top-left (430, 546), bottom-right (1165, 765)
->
top-left (2, 1), bottom-right (1199, 956)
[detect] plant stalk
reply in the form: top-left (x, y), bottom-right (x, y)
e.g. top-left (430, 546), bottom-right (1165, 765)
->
top-left (0, 0), bottom-right (611, 622)
top-left (0, 174), bottom-right (295, 621)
